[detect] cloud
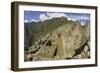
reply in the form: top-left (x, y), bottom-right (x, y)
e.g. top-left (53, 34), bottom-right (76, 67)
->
top-left (31, 19), bottom-right (39, 22)
top-left (24, 19), bottom-right (29, 23)
top-left (39, 12), bottom-right (67, 22)
top-left (81, 22), bottom-right (85, 26)
top-left (39, 13), bottom-right (48, 21)
top-left (66, 16), bottom-right (77, 21)
top-left (39, 12), bottom-right (81, 22)
top-left (46, 12), bottom-right (66, 19)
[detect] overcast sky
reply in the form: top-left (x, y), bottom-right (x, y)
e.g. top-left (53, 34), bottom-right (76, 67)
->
top-left (24, 11), bottom-right (90, 25)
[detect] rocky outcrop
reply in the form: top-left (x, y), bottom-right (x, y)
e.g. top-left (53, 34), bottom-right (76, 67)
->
top-left (24, 20), bottom-right (90, 61)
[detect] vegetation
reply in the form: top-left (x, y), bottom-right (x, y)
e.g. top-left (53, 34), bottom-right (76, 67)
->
top-left (24, 17), bottom-right (68, 49)
top-left (24, 17), bottom-right (90, 61)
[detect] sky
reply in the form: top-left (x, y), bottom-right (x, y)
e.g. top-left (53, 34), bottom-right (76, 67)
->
top-left (24, 11), bottom-right (90, 25)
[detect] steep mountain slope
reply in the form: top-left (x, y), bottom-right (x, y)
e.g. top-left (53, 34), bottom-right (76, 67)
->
top-left (24, 17), bottom-right (69, 48)
top-left (24, 17), bottom-right (90, 61)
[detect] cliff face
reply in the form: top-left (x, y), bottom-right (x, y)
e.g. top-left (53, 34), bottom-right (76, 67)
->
top-left (24, 18), bottom-right (90, 61)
